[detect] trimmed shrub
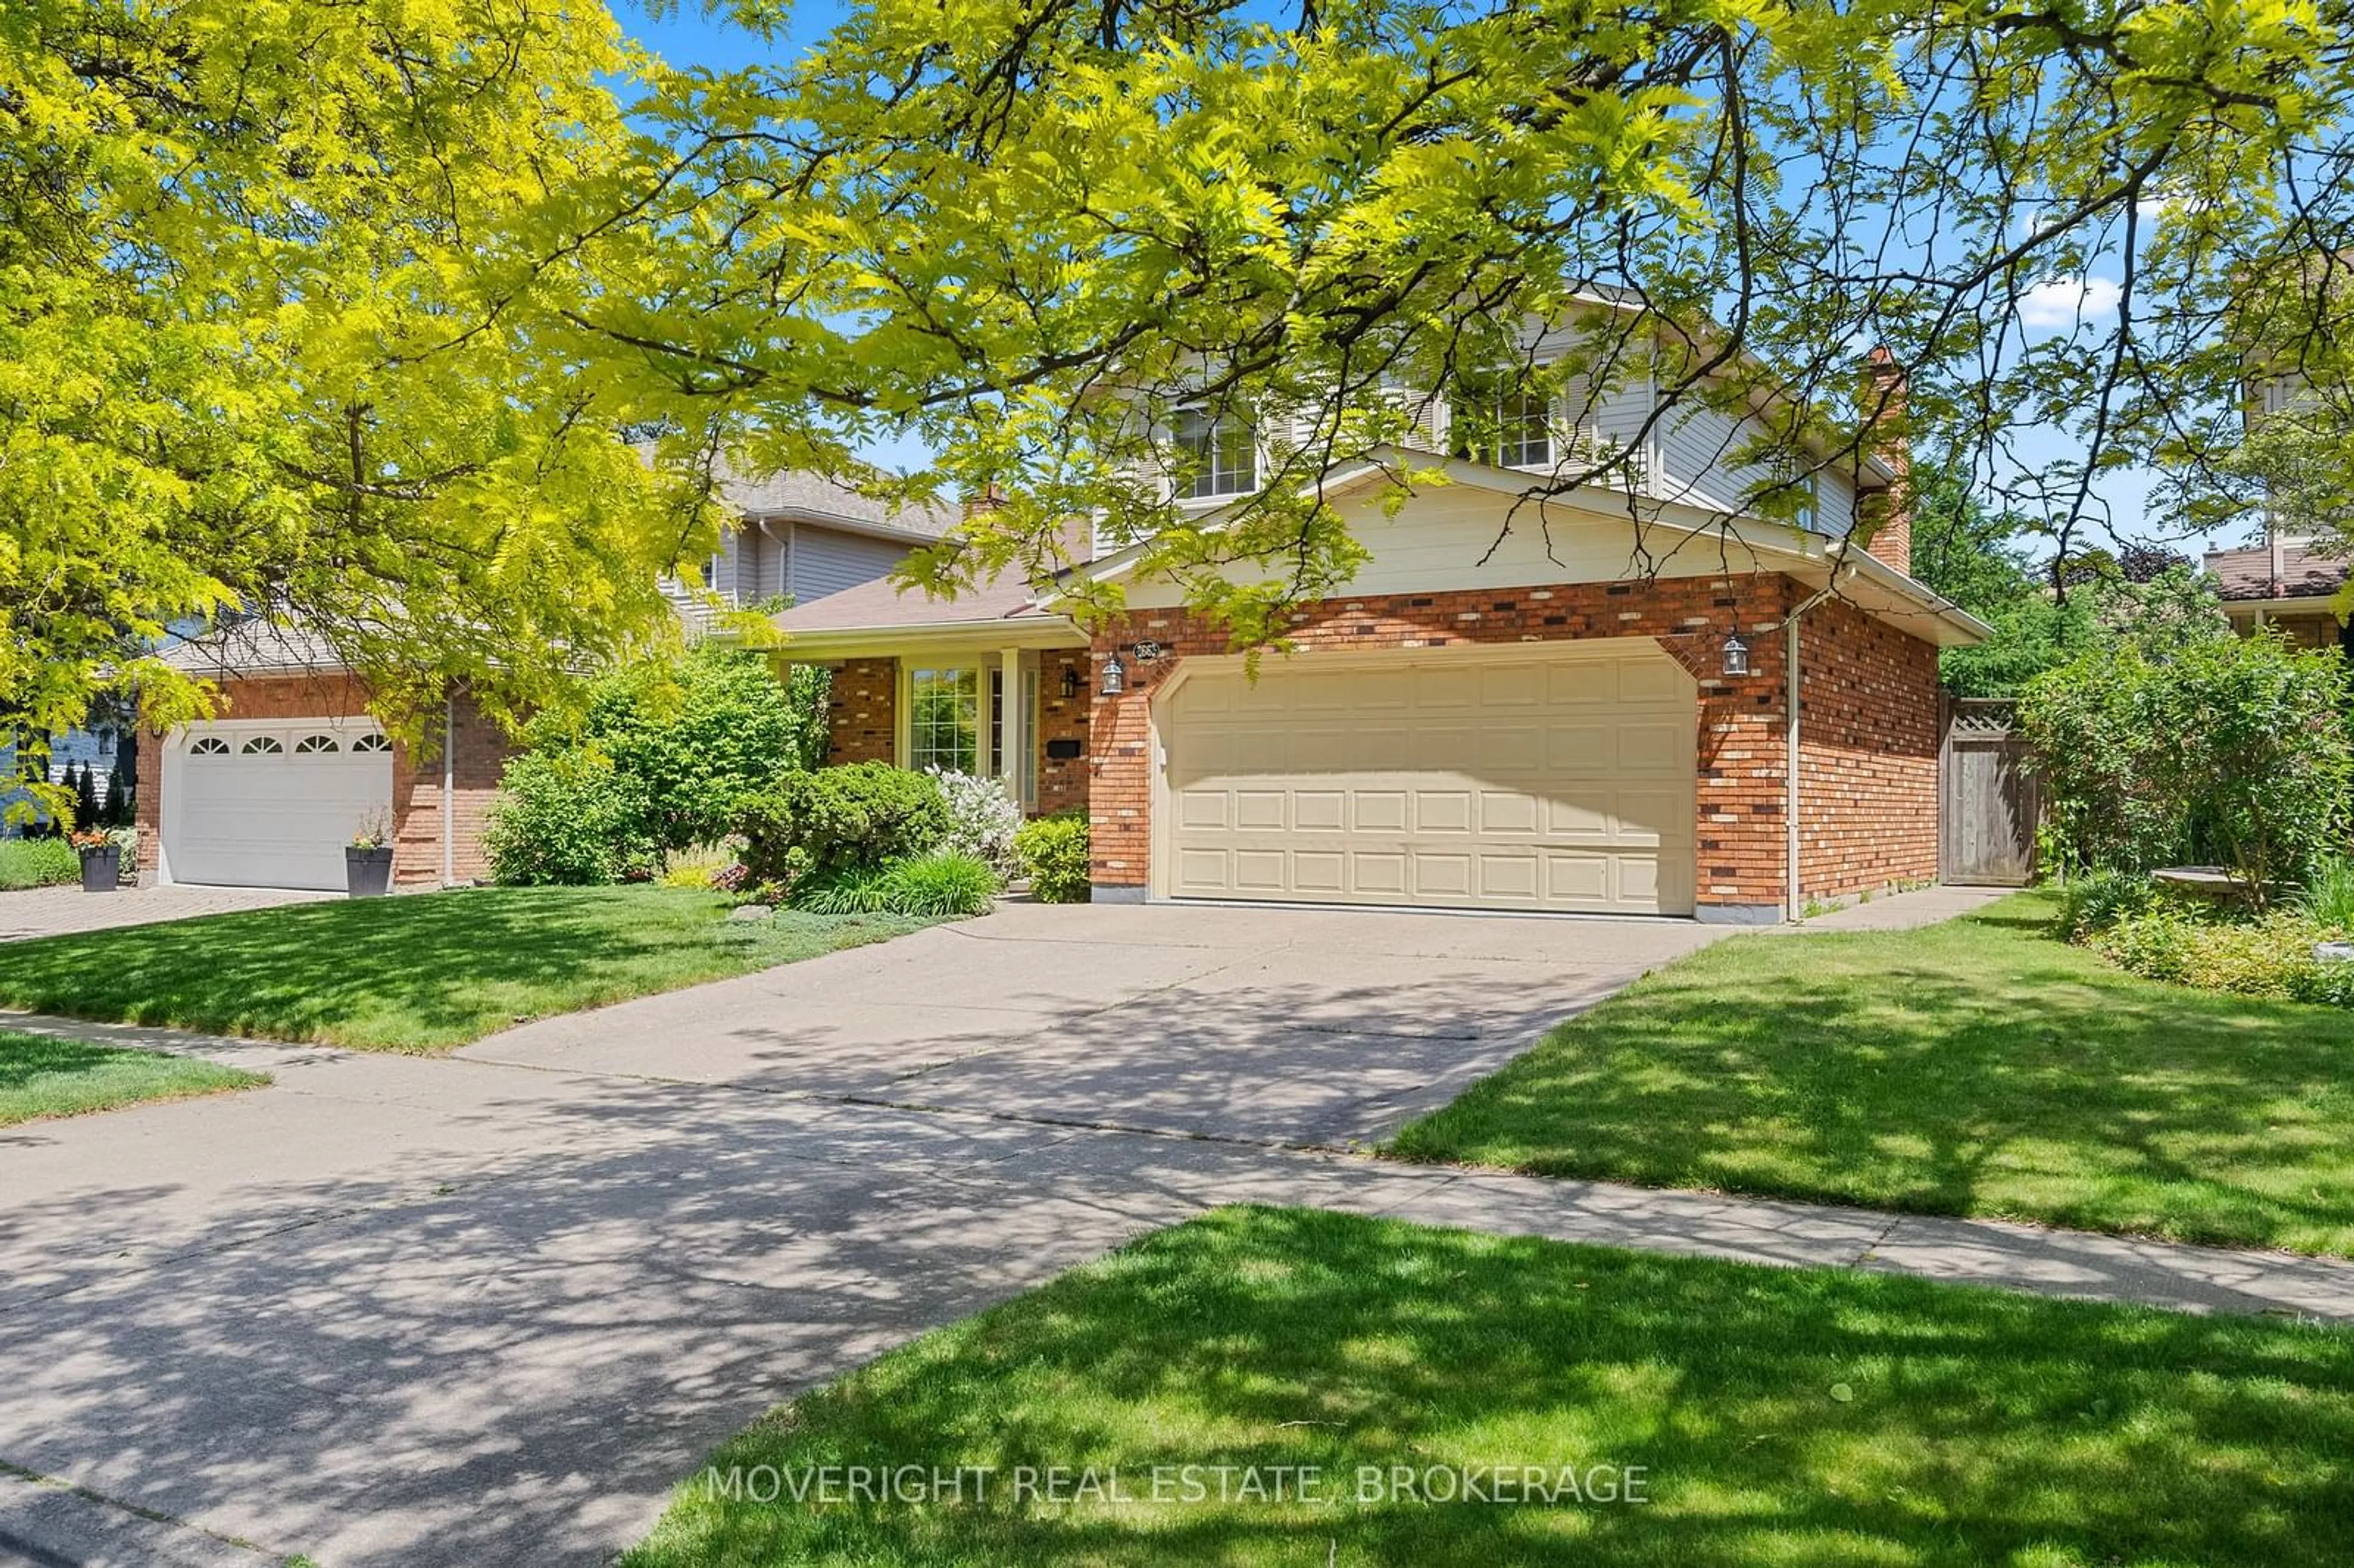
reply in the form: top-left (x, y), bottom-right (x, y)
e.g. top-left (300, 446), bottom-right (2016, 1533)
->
top-left (0, 837), bottom-right (80, 889)
top-left (1015, 812), bottom-right (1091, 903)
top-left (484, 751), bottom-right (658, 885)
top-left (929, 769), bottom-right (1022, 877)
top-left (793, 851), bottom-right (999, 918)
top-left (736, 763), bottom-right (950, 892)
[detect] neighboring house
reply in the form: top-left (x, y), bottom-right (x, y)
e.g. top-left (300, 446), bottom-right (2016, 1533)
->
top-left (0, 725), bottom-right (131, 834)
top-left (2203, 536), bottom-right (2353, 652)
top-left (135, 468), bottom-right (949, 892)
top-left (775, 338), bottom-right (1989, 923)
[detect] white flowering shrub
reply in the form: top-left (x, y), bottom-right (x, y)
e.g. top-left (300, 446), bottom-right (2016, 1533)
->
top-left (927, 769), bottom-right (1022, 880)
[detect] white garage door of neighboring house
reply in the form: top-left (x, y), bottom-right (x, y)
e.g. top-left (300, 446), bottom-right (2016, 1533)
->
top-left (1161, 643), bottom-right (1697, 915)
top-left (166, 721), bottom-right (395, 891)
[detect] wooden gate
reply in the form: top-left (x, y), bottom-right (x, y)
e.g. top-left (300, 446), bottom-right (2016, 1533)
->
top-left (1940, 698), bottom-right (2040, 886)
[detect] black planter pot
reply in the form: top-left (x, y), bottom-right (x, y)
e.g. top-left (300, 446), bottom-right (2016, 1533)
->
top-left (345, 845), bottom-right (394, 899)
top-left (78, 845), bottom-right (121, 894)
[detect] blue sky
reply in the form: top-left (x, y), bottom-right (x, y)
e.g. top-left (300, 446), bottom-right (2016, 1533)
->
top-left (608, 3), bottom-right (2206, 563)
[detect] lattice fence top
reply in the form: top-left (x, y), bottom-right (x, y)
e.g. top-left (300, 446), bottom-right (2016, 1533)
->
top-left (1948, 698), bottom-right (2019, 738)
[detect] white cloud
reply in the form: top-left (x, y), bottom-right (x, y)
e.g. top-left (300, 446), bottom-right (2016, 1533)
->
top-left (2017, 275), bottom-right (2122, 329)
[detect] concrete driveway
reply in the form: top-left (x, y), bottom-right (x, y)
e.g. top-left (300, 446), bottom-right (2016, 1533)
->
top-left (458, 900), bottom-right (1724, 1145)
top-left (0, 900), bottom-right (1721, 1566)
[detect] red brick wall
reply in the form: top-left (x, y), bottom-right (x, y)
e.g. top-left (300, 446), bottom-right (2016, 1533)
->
top-left (824, 658), bottom-right (898, 764)
top-left (1796, 596), bottom-right (1940, 899)
top-left (1035, 649), bottom-right (1092, 816)
top-left (137, 675), bottom-right (511, 889)
top-left (393, 696), bottom-right (512, 886)
top-left (1086, 577), bottom-right (1799, 910)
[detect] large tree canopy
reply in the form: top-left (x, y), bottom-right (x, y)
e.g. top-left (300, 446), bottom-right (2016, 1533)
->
top-left (570, 0), bottom-right (2354, 642)
top-left (0, 0), bottom-right (724, 803)
top-left (15, 0), bottom-right (2354, 799)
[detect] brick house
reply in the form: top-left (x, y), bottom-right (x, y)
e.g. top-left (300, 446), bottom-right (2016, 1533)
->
top-left (2203, 535), bottom-right (2353, 653)
top-left (135, 473), bottom-right (953, 892)
top-left (777, 422), bottom-right (1987, 923)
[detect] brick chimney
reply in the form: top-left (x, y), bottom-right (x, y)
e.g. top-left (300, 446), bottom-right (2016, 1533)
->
top-left (1858, 346), bottom-right (1913, 576)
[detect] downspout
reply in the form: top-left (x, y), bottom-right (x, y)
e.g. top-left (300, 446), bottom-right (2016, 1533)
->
top-left (442, 694), bottom-right (456, 888)
top-left (1785, 615), bottom-right (1802, 923)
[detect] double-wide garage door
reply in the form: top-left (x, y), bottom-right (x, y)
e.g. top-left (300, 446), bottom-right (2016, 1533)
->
top-left (1163, 643), bottom-right (1697, 915)
top-left (168, 721), bottom-right (395, 890)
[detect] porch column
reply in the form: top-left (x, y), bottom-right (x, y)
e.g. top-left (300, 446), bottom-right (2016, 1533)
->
top-left (999, 646), bottom-right (1026, 799)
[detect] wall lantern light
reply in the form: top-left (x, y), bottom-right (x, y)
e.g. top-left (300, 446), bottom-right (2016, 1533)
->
top-left (1100, 651), bottom-right (1127, 697)
top-left (1721, 632), bottom-right (1751, 677)
top-left (1061, 665), bottom-right (1084, 700)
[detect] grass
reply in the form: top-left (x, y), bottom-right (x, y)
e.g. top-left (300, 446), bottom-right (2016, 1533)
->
top-left (0, 887), bottom-right (929, 1052)
top-left (1390, 890), bottom-right (2354, 1257)
top-left (626, 1206), bottom-right (2354, 1568)
top-left (0, 1030), bottom-right (264, 1125)
top-left (0, 837), bottom-right (80, 889)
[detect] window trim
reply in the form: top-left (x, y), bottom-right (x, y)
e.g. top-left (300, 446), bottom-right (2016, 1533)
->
top-left (1170, 406), bottom-right (1259, 501)
top-left (1450, 384), bottom-right (1556, 470)
top-left (901, 663), bottom-right (985, 777)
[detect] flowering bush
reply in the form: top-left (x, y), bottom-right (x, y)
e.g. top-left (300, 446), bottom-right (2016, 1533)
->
top-left (928, 769), bottom-right (1021, 878)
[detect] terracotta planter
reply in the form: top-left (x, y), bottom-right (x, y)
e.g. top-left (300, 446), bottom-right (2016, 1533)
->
top-left (345, 846), bottom-right (394, 898)
top-left (78, 845), bottom-right (121, 893)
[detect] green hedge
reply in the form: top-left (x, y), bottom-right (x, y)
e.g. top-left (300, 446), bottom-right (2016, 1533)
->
top-left (0, 837), bottom-right (81, 889)
top-left (1014, 813), bottom-right (1090, 902)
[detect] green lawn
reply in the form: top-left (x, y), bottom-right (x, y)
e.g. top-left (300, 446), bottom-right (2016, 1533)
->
top-left (0, 888), bottom-right (927, 1052)
top-left (0, 1030), bottom-right (265, 1125)
top-left (1390, 891), bottom-right (2354, 1256)
top-left (627, 1206), bottom-right (2354, 1568)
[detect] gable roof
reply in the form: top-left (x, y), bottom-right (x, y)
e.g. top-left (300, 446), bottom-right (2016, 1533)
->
top-left (632, 444), bottom-right (958, 544)
top-left (772, 563), bottom-right (1064, 634)
top-left (2205, 539), bottom-right (2348, 602)
top-left (769, 447), bottom-right (1987, 655)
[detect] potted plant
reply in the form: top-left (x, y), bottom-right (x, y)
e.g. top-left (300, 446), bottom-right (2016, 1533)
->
top-left (346, 809), bottom-right (394, 898)
top-left (70, 826), bottom-right (121, 893)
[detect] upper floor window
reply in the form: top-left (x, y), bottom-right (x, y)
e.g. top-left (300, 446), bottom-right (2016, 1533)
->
top-left (1451, 389), bottom-right (1553, 469)
top-left (1173, 408), bottom-right (1257, 499)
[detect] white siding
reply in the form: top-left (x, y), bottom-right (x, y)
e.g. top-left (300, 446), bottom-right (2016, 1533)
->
top-left (790, 524), bottom-right (915, 603)
top-left (1817, 466), bottom-right (1858, 536)
top-left (1589, 375), bottom-right (1655, 483)
top-left (1124, 484), bottom-right (1773, 609)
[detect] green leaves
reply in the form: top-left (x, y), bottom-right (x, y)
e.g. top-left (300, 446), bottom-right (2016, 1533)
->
top-left (2, 0), bottom-right (714, 749)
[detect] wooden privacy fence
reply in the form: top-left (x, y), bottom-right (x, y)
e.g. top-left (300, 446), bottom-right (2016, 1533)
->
top-left (1940, 697), bottom-right (2040, 886)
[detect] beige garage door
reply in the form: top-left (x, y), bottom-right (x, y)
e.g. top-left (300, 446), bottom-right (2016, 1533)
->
top-left (1162, 644), bottom-right (1697, 914)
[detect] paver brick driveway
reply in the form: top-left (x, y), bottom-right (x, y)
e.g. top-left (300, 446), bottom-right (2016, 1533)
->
top-left (0, 883), bottom-right (332, 943)
top-left (0, 901), bottom-right (1719, 1566)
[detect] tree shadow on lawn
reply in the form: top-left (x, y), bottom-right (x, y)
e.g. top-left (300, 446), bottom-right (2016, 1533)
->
top-left (634, 1205), bottom-right (2354, 1568)
top-left (1390, 912), bottom-right (2354, 1257)
top-left (0, 888), bottom-right (915, 1051)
